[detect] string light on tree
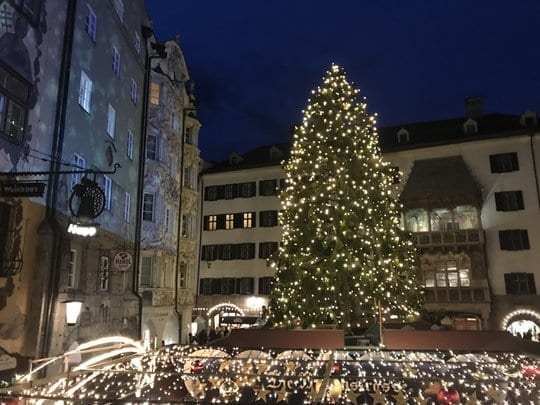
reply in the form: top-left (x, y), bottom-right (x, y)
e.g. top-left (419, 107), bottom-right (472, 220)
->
top-left (269, 64), bottom-right (423, 329)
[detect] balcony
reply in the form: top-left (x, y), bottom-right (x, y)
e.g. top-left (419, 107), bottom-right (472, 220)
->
top-left (412, 229), bottom-right (483, 247)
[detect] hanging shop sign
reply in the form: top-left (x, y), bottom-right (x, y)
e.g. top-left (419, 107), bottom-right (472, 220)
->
top-left (114, 251), bottom-right (133, 271)
top-left (0, 181), bottom-right (46, 197)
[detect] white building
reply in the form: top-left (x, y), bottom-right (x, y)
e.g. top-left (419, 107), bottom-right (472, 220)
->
top-left (197, 100), bottom-right (539, 340)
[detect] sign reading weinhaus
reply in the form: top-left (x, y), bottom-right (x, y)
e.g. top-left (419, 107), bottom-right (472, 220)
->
top-left (0, 181), bottom-right (46, 197)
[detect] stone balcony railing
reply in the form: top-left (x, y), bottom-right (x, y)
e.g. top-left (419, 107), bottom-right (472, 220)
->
top-left (412, 229), bottom-right (483, 247)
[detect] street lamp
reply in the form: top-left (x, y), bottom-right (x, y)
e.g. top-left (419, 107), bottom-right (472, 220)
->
top-left (64, 300), bottom-right (83, 326)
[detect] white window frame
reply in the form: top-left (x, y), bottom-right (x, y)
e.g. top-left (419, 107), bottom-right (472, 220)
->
top-left (146, 133), bottom-right (158, 160)
top-left (179, 262), bottom-right (187, 289)
top-left (140, 256), bottom-right (153, 287)
top-left (107, 104), bottom-right (116, 138)
top-left (78, 71), bottom-right (92, 113)
top-left (142, 193), bottom-right (154, 221)
top-left (68, 249), bottom-right (77, 288)
top-left (123, 191), bottom-right (131, 222)
top-left (127, 130), bottom-right (134, 159)
top-left (103, 175), bottom-right (112, 210)
top-left (208, 215), bottom-right (217, 231)
top-left (225, 213), bottom-right (234, 230)
top-left (71, 153), bottom-right (86, 190)
top-left (112, 46), bottom-right (120, 76)
top-left (86, 4), bottom-right (97, 42)
top-left (130, 78), bottom-right (138, 104)
top-left (243, 212), bottom-right (253, 228)
top-left (134, 32), bottom-right (141, 54)
top-left (113, 0), bottom-right (124, 22)
top-left (99, 256), bottom-right (110, 291)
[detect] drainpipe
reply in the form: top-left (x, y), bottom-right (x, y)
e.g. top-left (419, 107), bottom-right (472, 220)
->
top-left (38, 0), bottom-right (77, 360)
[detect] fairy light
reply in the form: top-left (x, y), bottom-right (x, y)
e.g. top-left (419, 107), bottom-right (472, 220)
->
top-left (269, 64), bottom-right (423, 329)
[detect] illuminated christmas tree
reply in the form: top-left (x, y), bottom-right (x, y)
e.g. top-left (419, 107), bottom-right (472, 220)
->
top-left (269, 65), bottom-right (423, 329)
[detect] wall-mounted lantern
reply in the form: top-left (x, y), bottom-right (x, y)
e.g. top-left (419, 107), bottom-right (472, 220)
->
top-left (64, 300), bottom-right (83, 326)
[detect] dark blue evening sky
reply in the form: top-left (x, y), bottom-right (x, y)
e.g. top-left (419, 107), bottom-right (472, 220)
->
top-left (145, 0), bottom-right (540, 162)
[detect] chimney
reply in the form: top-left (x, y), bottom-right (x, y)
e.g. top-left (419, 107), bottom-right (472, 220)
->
top-left (465, 97), bottom-right (483, 119)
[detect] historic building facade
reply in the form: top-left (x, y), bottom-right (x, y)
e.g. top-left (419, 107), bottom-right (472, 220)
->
top-left (198, 101), bottom-right (540, 339)
top-left (0, 0), bottom-right (153, 378)
top-left (140, 38), bottom-right (201, 345)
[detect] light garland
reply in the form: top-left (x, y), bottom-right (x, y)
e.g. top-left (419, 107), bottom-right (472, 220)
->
top-left (4, 339), bottom-right (538, 403)
top-left (269, 64), bottom-right (423, 329)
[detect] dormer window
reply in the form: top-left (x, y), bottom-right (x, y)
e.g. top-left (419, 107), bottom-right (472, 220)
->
top-left (397, 128), bottom-right (409, 144)
top-left (463, 118), bottom-right (478, 135)
top-left (229, 152), bottom-right (244, 165)
top-left (520, 110), bottom-right (538, 128)
top-left (269, 146), bottom-right (283, 160)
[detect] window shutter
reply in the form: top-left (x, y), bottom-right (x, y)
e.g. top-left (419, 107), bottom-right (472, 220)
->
top-left (251, 211), bottom-right (256, 227)
top-left (517, 191), bottom-right (524, 210)
top-left (499, 231), bottom-right (508, 250)
top-left (494, 192), bottom-right (503, 211)
top-left (234, 213), bottom-right (243, 228)
top-left (217, 214), bottom-right (226, 230)
top-left (203, 216), bottom-right (209, 231)
top-left (512, 153), bottom-right (519, 171)
top-left (489, 155), bottom-right (497, 173)
top-left (201, 246), bottom-right (207, 260)
top-left (504, 273), bottom-right (513, 294)
top-left (527, 273), bottom-right (537, 294)
top-left (217, 185), bottom-right (225, 200)
top-left (204, 187), bottom-right (209, 201)
top-left (521, 230), bottom-right (530, 249)
top-left (250, 182), bottom-right (256, 196)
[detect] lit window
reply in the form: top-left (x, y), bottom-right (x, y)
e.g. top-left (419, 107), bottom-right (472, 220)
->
top-left (142, 193), bottom-right (154, 221)
top-left (99, 256), bottom-right (110, 291)
top-left (86, 4), bottom-right (97, 42)
top-left (243, 212), bottom-right (253, 228)
top-left (71, 153), bottom-right (86, 189)
top-left (78, 71), bottom-right (93, 112)
top-left (225, 214), bottom-right (234, 230)
top-left (130, 78), bottom-right (138, 104)
top-left (208, 215), bottom-right (217, 231)
top-left (112, 46), bottom-right (120, 76)
top-left (123, 192), bottom-right (131, 222)
top-left (150, 82), bottom-right (160, 105)
top-left (127, 130), bottom-right (134, 159)
top-left (0, 66), bottom-right (28, 144)
top-left (107, 104), bottom-right (116, 137)
top-left (103, 176), bottom-right (112, 210)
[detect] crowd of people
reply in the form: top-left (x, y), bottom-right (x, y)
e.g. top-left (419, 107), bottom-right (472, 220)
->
top-left (189, 326), bottom-right (230, 345)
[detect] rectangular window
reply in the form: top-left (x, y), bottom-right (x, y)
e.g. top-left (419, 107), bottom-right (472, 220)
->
top-left (130, 78), bottom-right (138, 104)
top-left (185, 127), bottom-right (194, 145)
top-left (140, 256), bottom-right (153, 287)
top-left (239, 182), bottom-right (256, 198)
top-left (71, 153), bottom-right (86, 189)
top-left (181, 215), bottom-right (194, 238)
top-left (259, 242), bottom-right (278, 259)
top-left (112, 46), bottom-right (120, 76)
top-left (0, 66), bottom-right (28, 144)
top-left (179, 263), bottom-right (187, 289)
top-left (499, 229), bottom-right (530, 251)
top-left (243, 212), bottom-right (253, 228)
top-left (225, 214), bottom-right (234, 230)
top-left (107, 104), bottom-right (116, 137)
top-left (165, 207), bottom-right (171, 233)
top-left (204, 186), bottom-right (218, 201)
top-left (204, 215), bottom-right (217, 231)
top-left (150, 82), bottom-right (160, 105)
top-left (142, 193), bottom-right (154, 221)
top-left (258, 277), bottom-right (273, 295)
top-left (99, 256), bottom-right (110, 291)
top-left (183, 167), bottom-right (193, 189)
top-left (103, 176), bottom-right (112, 210)
top-left (259, 179), bottom-right (278, 196)
top-left (201, 245), bottom-right (218, 261)
top-left (78, 71), bottom-right (93, 112)
top-left (495, 190), bottom-right (524, 211)
top-left (222, 278), bottom-right (236, 294)
top-left (224, 184), bottom-right (238, 199)
top-left (67, 249), bottom-right (77, 288)
top-left (260, 210), bottom-right (278, 227)
top-left (504, 273), bottom-right (536, 295)
top-left (86, 4), bottom-right (97, 42)
top-left (134, 32), bottom-right (141, 54)
top-left (146, 134), bottom-right (158, 160)
top-left (219, 244), bottom-right (233, 260)
top-left (238, 277), bottom-right (254, 295)
top-left (123, 192), bottom-right (131, 222)
top-left (127, 130), bottom-right (134, 159)
top-left (113, 0), bottom-right (124, 22)
top-left (199, 278), bottom-right (212, 295)
top-left (239, 243), bottom-right (255, 259)
top-left (490, 152), bottom-right (519, 173)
